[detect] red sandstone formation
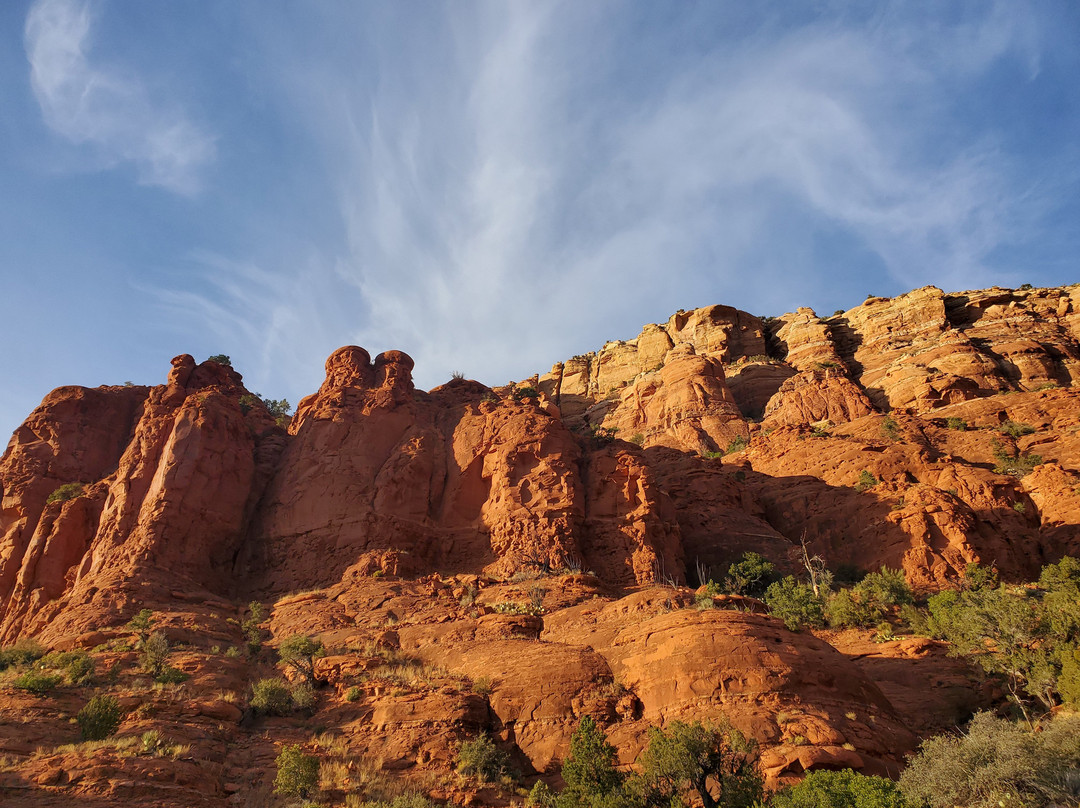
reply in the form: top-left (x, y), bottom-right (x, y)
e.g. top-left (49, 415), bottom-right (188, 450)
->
top-left (0, 283), bottom-right (1078, 806)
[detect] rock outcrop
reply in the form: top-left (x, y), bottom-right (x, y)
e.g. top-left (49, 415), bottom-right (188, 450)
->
top-left (1, 283), bottom-right (1078, 807)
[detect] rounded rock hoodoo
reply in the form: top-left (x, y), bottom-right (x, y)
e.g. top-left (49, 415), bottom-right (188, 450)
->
top-left (375, 350), bottom-right (416, 395)
top-left (324, 345), bottom-right (375, 389)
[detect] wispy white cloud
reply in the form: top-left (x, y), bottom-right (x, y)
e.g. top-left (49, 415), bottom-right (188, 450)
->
top-left (158, 1), bottom-right (1059, 393)
top-left (24, 0), bottom-right (214, 194)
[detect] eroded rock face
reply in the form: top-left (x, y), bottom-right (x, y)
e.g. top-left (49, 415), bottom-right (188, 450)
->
top-left (598, 347), bottom-right (748, 453)
top-left (1, 345), bottom-right (689, 647)
top-left (1, 284), bottom-right (1080, 805)
top-left (544, 285), bottom-right (1080, 447)
top-left (541, 594), bottom-right (916, 782)
top-left (762, 370), bottom-right (876, 428)
top-left (0, 357), bottom-right (287, 644)
top-left (244, 349), bottom-right (680, 593)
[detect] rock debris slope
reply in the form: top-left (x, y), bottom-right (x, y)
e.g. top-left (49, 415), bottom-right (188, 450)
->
top-left (0, 283), bottom-right (1077, 806)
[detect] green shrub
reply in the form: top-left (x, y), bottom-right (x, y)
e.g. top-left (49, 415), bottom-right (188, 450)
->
top-left (241, 601), bottom-right (265, 655)
top-left (772, 769), bottom-right (908, 808)
top-left (723, 552), bottom-right (777, 598)
top-left (924, 560), bottom-right (1080, 717)
top-left (945, 417), bottom-right (968, 431)
top-left (1000, 420), bottom-right (1035, 438)
top-left (963, 563), bottom-right (1000, 591)
top-left (155, 665), bottom-right (189, 685)
top-left (291, 681), bottom-right (316, 710)
top-left (725, 435), bottom-right (748, 454)
top-left (0, 638), bottom-right (46, 670)
top-left (1059, 647), bottom-right (1080, 707)
top-left (260, 395), bottom-right (290, 419)
top-left (456, 733), bottom-right (509, 782)
top-left (528, 781), bottom-right (556, 808)
top-left (273, 744), bottom-right (319, 799)
top-left (77, 695), bottom-right (122, 740)
top-left (67, 654), bottom-right (95, 685)
top-left (13, 670), bottom-right (62, 694)
top-left (471, 676), bottom-right (493, 696)
top-left (251, 677), bottom-right (293, 715)
top-left (354, 796), bottom-right (436, 808)
top-left (40, 650), bottom-right (95, 685)
top-left (900, 604), bottom-right (930, 635)
top-left (206, 354), bottom-right (232, 366)
top-left (45, 482), bottom-right (84, 504)
top-left (825, 589), bottom-right (875, 629)
top-left (880, 417), bottom-right (901, 441)
top-left (856, 567), bottom-right (912, 609)
top-left (764, 577), bottom-right (825, 631)
top-left (994, 451), bottom-right (1043, 478)
top-left (346, 686), bottom-right (362, 702)
top-left (854, 470), bottom-right (878, 492)
top-left (126, 608), bottom-right (154, 647)
top-left (140, 631), bottom-right (170, 676)
top-left (241, 394), bottom-right (291, 426)
top-left (899, 712), bottom-right (1080, 808)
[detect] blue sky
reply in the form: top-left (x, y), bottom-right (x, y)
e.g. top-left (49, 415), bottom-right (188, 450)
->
top-left (2, 1), bottom-right (1078, 442)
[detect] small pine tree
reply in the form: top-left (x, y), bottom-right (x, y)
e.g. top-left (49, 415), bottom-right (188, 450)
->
top-left (277, 634), bottom-right (324, 685)
top-left (636, 720), bottom-right (762, 808)
top-left (764, 577), bottom-right (825, 631)
top-left (273, 744), bottom-right (318, 799)
top-left (561, 717), bottom-right (622, 799)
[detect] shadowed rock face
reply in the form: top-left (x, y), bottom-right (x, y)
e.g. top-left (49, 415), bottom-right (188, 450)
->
top-left (0, 284), bottom-right (1078, 805)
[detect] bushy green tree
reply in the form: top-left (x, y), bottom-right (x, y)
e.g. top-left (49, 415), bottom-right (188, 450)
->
top-left (39, 650), bottom-right (95, 685)
top-left (855, 470), bottom-right (878, 492)
top-left (826, 568), bottom-right (912, 629)
top-left (126, 608), bottom-right (154, 648)
top-left (825, 588), bottom-right (876, 629)
top-left (771, 769), bottom-right (908, 808)
top-left (723, 553), bottom-right (776, 598)
top-left (635, 720), bottom-right (761, 808)
top-left (557, 717), bottom-right (624, 808)
top-left (13, 670), bottom-right (62, 694)
top-left (925, 557), bottom-right (1080, 719)
top-left (278, 634), bottom-right (324, 686)
top-left (251, 678), bottom-right (293, 715)
top-left (45, 482), bottom-right (84, 503)
top-left (898, 712), bottom-right (1080, 808)
top-left (529, 781), bottom-right (557, 808)
top-left (273, 744), bottom-right (318, 799)
top-left (764, 577), bottom-right (825, 631)
top-left (855, 567), bottom-right (912, 610)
